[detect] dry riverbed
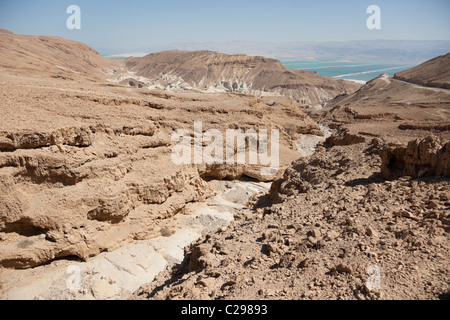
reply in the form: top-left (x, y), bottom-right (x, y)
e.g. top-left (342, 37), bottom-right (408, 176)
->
top-left (0, 179), bottom-right (270, 300)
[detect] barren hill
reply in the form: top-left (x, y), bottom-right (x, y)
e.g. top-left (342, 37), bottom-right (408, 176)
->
top-left (0, 29), bottom-right (117, 80)
top-left (0, 29), bottom-right (359, 106)
top-left (394, 53), bottom-right (450, 89)
top-left (316, 73), bottom-right (450, 145)
top-left (120, 50), bottom-right (360, 105)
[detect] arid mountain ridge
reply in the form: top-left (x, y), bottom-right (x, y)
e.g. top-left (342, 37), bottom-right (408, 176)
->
top-left (110, 39), bottom-right (450, 63)
top-left (0, 28), bottom-right (361, 106)
top-left (0, 29), bottom-right (115, 80)
top-left (120, 50), bottom-right (360, 105)
top-left (394, 53), bottom-right (450, 89)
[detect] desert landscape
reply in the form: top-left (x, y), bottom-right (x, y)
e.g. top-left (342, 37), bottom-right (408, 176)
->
top-left (0, 27), bottom-right (448, 301)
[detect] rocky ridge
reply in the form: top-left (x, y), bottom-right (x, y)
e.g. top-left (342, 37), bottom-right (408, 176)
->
top-left (394, 53), bottom-right (450, 89)
top-left (116, 50), bottom-right (360, 106)
top-left (315, 73), bottom-right (450, 146)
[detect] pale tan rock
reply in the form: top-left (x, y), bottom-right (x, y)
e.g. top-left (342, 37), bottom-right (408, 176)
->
top-left (380, 136), bottom-right (450, 179)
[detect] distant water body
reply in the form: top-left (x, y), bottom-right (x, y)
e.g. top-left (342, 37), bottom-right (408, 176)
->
top-left (103, 53), bottom-right (415, 85)
top-left (279, 58), bottom-right (415, 84)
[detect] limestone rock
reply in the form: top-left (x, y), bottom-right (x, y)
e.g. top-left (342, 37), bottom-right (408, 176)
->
top-left (380, 136), bottom-right (450, 179)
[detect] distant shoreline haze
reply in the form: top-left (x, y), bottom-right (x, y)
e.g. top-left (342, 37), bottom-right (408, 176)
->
top-left (279, 59), bottom-right (414, 82)
top-left (101, 39), bottom-right (450, 83)
top-left (100, 39), bottom-right (450, 65)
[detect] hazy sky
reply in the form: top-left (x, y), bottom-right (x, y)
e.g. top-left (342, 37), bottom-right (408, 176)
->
top-left (1, 0), bottom-right (449, 53)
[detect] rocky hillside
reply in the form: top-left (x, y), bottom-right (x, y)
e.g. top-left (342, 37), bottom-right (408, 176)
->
top-left (132, 60), bottom-right (450, 301)
top-left (394, 53), bottom-right (450, 89)
top-left (0, 31), bottom-right (324, 270)
top-left (316, 73), bottom-right (450, 145)
top-left (118, 50), bottom-right (360, 106)
top-left (133, 138), bottom-right (449, 300)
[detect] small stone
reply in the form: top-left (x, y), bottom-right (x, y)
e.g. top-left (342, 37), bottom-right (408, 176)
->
top-left (335, 263), bottom-right (352, 274)
top-left (196, 278), bottom-right (215, 289)
top-left (327, 230), bottom-right (340, 241)
top-left (299, 258), bottom-right (311, 268)
top-left (278, 253), bottom-right (294, 268)
top-left (366, 227), bottom-right (378, 238)
top-left (427, 201), bottom-right (439, 209)
top-left (310, 228), bottom-right (322, 238)
top-left (261, 243), bottom-right (275, 256)
top-left (222, 280), bottom-right (236, 288)
top-left (371, 138), bottom-right (382, 147)
top-left (307, 236), bottom-right (318, 245)
top-left (160, 227), bottom-right (176, 237)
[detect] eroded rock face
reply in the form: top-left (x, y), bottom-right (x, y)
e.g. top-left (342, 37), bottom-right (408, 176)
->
top-left (325, 130), bottom-right (365, 147)
top-left (0, 127), bottom-right (94, 151)
top-left (0, 134), bottom-right (213, 268)
top-left (318, 72), bottom-right (450, 146)
top-left (380, 136), bottom-right (450, 179)
top-left (269, 140), bottom-right (381, 204)
top-left (0, 120), bottom-right (214, 270)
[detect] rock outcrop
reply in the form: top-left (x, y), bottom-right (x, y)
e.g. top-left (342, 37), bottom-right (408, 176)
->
top-left (133, 139), bottom-right (450, 301)
top-left (0, 128), bottom-right (213, 268)
top-left (380, 136), bottom-right (450, 179)
top-left (318, 73), bottom-right (450, 145)
top-left (0, 89), bottom-right (319, 268)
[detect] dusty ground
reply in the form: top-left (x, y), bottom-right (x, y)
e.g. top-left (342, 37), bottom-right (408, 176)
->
top-left (132, 139), bottom-right (449, 300)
